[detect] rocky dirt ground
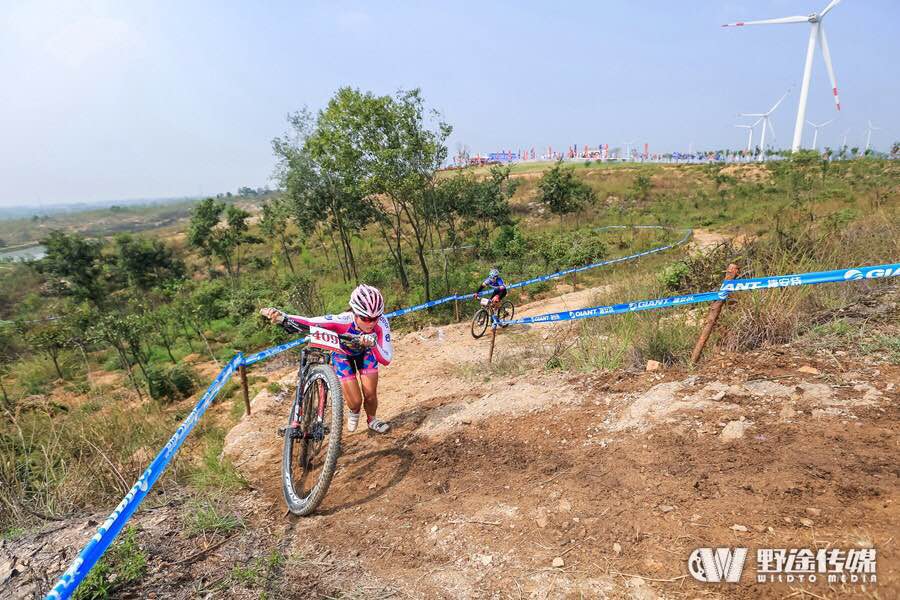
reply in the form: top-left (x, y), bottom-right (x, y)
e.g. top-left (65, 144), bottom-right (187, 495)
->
top-left (4, 284), bottom-right (898, 599)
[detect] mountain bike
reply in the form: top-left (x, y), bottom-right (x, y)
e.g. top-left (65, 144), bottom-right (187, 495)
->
top-left (471, 296), bottom-right (515, 339)
top-left (276, 319), bottom-right (360, 516)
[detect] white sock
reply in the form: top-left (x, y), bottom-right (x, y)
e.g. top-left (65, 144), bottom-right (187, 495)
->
top-left (348, 410), bottom-right (360, 432)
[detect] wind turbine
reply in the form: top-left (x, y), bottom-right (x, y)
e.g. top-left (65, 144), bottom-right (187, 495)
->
top-left (806, 119), bottom-right (834, 150)
top-left (735, 118), bottom-right (762, 153)
top-left (623, 140), bottom-right (637, 161)
top-left (739, 90), bottom-right (790, 161)
top-left (723, 0), bottom-right (844, 153)
top-left (865, 120), bottom-right (880, 152)
top-left (842, 128), bottom-right (850, 148)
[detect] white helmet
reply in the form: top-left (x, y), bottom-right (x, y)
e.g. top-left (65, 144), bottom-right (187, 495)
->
top-left (349, 284), bottom-right (385, 318)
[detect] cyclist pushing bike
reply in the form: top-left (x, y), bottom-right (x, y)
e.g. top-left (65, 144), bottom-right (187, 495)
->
top-left (260, 284), bottom-right (393, 434)
top-left (473, 267), bottom-right (507, 305)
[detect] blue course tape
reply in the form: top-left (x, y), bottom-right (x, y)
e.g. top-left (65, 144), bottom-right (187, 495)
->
top-left (46, 354), bottom-right (243, 600)
top-left (242, 337), bottom-right (308, 366)
top-left (720, 263), bottom-right (900, 292)
top-left (502, 291), bottom-right (725, 326)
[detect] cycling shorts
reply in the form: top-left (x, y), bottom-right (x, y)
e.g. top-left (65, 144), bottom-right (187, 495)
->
top-left (491, 286), bottom-right (508, 302)
top-left (333, 350), bottom-right (378, 381)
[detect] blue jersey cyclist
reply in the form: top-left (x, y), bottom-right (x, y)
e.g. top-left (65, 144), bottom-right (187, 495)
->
top-left (473, 267), bottom-right (507, 305)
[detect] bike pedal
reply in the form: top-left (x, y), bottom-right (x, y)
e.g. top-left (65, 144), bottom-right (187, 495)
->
top-left (276, 427), bottom-right (286, 438)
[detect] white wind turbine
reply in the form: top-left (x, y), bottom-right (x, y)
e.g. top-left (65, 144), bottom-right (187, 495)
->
top-left (623, 140), bottom-right (637, 161)
top-left (864, 120), bottom-right (880, 152)
top-left (806, 119), bottom-right (834, 150)
top-left (735, 118), bottom-right (762, 153)
top-left (739, 90), bottom-right (790, 161)
top-left (842, 128), bottom-right (850, 149)
top-left (723, 0), bottom-right (844, 153)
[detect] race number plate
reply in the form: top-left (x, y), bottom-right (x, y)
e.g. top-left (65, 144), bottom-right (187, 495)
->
top-left (480, 298), bottom-right (490, 307)
top-left (308, 326), bottom-right (344, 354)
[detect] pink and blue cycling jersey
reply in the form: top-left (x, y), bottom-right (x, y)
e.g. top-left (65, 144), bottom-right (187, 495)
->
top-left (285, 312), bottom-right (392, 380)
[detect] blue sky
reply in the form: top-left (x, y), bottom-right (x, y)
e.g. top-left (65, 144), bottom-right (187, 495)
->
top-left (0, 0), bottom-right (896, 206)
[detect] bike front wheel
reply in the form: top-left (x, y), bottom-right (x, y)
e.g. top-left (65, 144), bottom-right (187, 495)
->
top-left (471, 308), bottom-right (489, 339)
top-left (282, 364), bottom-right (343, 516)
top-left (498, 300), bottom-right (515, 327)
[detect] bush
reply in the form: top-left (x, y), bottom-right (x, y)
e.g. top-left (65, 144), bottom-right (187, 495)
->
top-left (146, 363), bottom-right (198, 403)
top-left (14, 353), bottom-right (77, 395)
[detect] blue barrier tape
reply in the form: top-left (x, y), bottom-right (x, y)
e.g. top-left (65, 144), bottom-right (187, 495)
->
top-left (46, 354), bottom-right (243, 600)
top-left (720, 263), bottom-right (900, 292)
top-left (503, 262), bottom-right (900, 327)
top-left (502, 291), bottom-right (725, 326)
top-left (242, 337), bottom-right (309, 366)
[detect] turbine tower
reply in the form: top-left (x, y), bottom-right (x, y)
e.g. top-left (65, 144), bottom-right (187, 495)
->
top-left (723, 0), bottom-right (843, 153)
top-left (735, 118), bottom-right (762, 152)
top-left (806, 119), bottom-right (834, 150)
top-left (623, 140), bottom-right (637, 161)
top-left (739, 90), bottom-right (790, 161)
top-left (865, 120), bottom-right (880, 152)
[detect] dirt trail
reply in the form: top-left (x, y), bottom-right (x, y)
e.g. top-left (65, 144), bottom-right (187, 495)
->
top-left (218, 286), bottom-right (900, 598)
top-left (10, 285), bottom-right (898, 599)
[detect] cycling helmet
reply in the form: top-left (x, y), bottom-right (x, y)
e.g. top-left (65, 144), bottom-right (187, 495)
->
top-left (489, 268), bottom-right (500, 278)
top-left (349, 284), bottom-right (385, 318)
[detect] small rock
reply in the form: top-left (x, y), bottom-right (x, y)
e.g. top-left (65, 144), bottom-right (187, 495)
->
top-left (552, 557), bottom-right (565, 568)
top-left (799, 518), bottom-right (814, 527)
top-left (690, 513), bottom-right (702, 522)
top-left (430, 525), bottom-right (438, 533)
top-left (658, 505), bottom-right (675, 513)
top-left (558, 498), bottom-right (572, 512)
top-left (645, 360), bottom-right (662, 372)
top-left (481, 554), bottom-right (493, 566)
top-left (368, 482), bottom-right (377, 490)
top-left (805, 508), bottom-right (822, 517)
top-left (536, 515), bottom-right (549, 529)
top-left (613, 542), bottom-right (622, 554)
top-left (731, 524), bottom-right (748, 532)
top-left (767, 526), bottom-right (774, 533)
top-left (720, 420), bottom-right (748, 442)
top-left (797, 365), bottom-right (820, 375)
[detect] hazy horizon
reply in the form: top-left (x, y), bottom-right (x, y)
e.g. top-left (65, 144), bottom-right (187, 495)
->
top-left (1, 0), bottom-right (897, 208)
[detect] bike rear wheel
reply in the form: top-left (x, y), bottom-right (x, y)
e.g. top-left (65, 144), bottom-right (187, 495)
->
top-left (282, 364), bottom-right (343, 516)
top-left (498, 300), bottom-right (515, 326)
top-left (471, 308), bottom-right (489, 338)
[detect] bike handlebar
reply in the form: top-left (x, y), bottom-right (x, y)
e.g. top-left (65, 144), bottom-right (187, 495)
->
top-left (278, 318), bottom-right (358, 343)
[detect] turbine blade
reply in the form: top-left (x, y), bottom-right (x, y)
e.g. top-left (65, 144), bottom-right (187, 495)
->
top-left (739, 113), bottom-right (765, 117)
top-left (752, 118), bottom-right (763, 127)
top-left (818, 24), bottom-right (841, 110)
top-left (722, 16), bottom-right (809, 27)
top-left (821, 119), bottom-right (834, 127)
top-left (768, 89), bottom-right (791, 114)
top-left (820, 0), bottom-right (843, 18)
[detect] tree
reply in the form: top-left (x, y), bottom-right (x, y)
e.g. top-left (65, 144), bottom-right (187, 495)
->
top-left (187, 198), bottom-right (260, 281)
top-left (537, 161), bottom-right (595, 227)
top-left (259, 197), bottom-right (296, 273)
top-left (113, 234), bottom-right (185, 291)
top-left (0, 323), bottom-right (17, 405)
top-left (37, 231), bottom-right (108, 309)
top-left (27, 320), bottom-right (71, 380)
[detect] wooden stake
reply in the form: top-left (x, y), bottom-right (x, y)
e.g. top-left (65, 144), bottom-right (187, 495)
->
top-left (488, 325), bottom-right (498, 364)
top-left (690, 263), bottom-right (739, 364)
top-left (239, 364), bottom-right (251, 416)
top-left (454, 296), bottom-right (460, 322)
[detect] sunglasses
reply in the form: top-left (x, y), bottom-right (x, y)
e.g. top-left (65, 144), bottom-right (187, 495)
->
top-left (356, 314), bottom-right (379, 323)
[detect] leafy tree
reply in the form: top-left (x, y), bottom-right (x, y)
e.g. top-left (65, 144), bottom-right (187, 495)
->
top-left (36, 231), bottom-right (108, 308)
top-left (537, 161), bottom-right (595, 226)
top-left (259, 197), bottom-right (296, 273)
top-left (113, 234), bottom-right (185, 291)
top-left (187, 199), bottom-right (261, 281)
top-left (26, 320), bottom-right (71, 380)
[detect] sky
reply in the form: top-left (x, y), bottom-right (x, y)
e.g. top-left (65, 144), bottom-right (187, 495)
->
top-left (0, 0), bottom-right (897, 207)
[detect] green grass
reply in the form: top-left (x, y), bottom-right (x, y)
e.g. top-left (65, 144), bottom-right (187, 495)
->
top-left (184, 499), bottom-right (244, 536)
top-left (73, 527), bottom-right (147, 600)
top-left (188, 428), bottom-right (248, 492)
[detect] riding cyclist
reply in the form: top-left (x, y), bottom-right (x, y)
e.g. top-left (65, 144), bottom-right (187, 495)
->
top-left (260, 284), bottom-right (393, 434)
top-left (474, 267), bottom-right (507, 306)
